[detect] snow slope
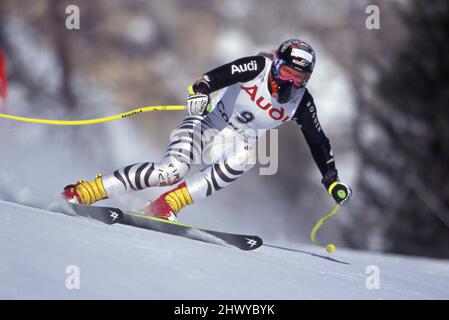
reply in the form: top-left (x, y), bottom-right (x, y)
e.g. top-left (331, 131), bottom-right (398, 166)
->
top-left (1, 199), bottom-right (449, 299)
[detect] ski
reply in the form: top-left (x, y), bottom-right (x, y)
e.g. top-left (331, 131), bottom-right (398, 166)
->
top-left (69, 203), bottom-right (124, 224)
top-left (69, 203), bottom-right (263, 251)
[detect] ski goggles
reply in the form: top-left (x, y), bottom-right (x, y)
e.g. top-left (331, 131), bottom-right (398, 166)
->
top-left (278, 64), bottom-right (307, 87)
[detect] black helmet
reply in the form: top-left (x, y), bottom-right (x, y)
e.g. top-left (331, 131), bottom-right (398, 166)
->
top-left (269, 39), bottom-right (316, 103)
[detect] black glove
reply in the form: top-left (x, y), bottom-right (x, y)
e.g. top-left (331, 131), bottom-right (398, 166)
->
top-left (322, 169), bottom-right (352, 205)
top-left (187, 93), bottom-right (212, 116)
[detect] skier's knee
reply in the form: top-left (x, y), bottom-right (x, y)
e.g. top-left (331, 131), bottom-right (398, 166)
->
top-left (227, 148), bottom-right (256, 172)
top-left (155, 157), bottom-right (190, 186)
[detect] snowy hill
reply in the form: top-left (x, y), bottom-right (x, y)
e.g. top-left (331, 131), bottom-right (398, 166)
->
top-left (1, 199), bottom-right (448, 299)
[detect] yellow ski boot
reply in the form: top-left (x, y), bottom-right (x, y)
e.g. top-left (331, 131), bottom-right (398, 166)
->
top-left (62, 174), bottom-right (108, 205)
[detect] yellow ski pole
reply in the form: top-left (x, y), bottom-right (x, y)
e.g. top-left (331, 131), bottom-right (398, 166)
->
top-left (0, 105), bottom-right (186, 126)
top-left (310, 204), bottom-right (340, 253)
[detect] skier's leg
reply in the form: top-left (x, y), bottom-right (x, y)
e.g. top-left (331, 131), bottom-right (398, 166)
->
top-left (63, 115), bottom-right (208, 205)
top-left (186, 146), bottom-right (256, 202)
top-left (62, 156), bottom-right (190, 205)
top-left (187, 126), bottom-right (257, 202)
top-left (102, 156), bottom-right (190, 195)
top-left (145, 134), bottom-right (256, 220)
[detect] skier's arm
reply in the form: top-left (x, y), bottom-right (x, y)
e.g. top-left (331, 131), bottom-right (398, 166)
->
top-left (186, 56), bottom-right (266, 116)
top-left (293, 90), bottom-right (335, 176)
top-left (189, 56), bottom-right (266, 95)
top-left (293, 89), bottom-right (352, 204)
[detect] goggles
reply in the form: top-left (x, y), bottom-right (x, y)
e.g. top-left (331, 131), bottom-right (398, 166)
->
top-left (278, 64), bottom-right (307, 87)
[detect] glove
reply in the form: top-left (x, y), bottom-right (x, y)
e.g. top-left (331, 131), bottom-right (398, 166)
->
top-left (187, 93), bottom-right (212, 116)
top-left (329, 182), bottom-right (352, 205)
top-left (322, 169), bottom-right (352, 205)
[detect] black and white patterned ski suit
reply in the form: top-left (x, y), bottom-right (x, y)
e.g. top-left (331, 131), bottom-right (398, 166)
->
top-left (101, 55), bottom-right (336, 203)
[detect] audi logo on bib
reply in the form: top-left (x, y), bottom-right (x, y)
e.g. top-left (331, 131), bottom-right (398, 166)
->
top-left (240, 84), bottom-right (290, 122)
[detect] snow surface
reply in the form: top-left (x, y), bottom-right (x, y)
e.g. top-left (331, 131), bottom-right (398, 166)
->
top-left (1, 200), bottom-right (449, 299)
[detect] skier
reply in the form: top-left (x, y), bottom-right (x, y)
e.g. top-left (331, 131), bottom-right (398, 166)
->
top-left (63, 39), bottom-right (352, 221)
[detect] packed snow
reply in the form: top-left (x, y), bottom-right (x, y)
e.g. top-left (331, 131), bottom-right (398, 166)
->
top-left (1, 199), bottom-right (448, 299)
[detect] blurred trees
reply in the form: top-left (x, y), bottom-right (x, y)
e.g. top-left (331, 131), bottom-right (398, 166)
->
top-left (0, 0), bottom-right (198, 127)
top-left (348, 0), bottom-right (449, 258)
top-left (296, 0), bottom-right (449, 258)
top-left (375, 0), bottom-right (449, 257)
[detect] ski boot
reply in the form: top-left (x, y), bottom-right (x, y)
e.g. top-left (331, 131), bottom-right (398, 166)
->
top-left (62, 174), bottom-right (108, 205)
top-left (144, 182), bottom-right (192, 222)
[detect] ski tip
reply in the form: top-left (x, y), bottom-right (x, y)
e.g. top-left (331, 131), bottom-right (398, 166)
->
top-left (70, 203), bottom-right (124, 225)
top-left (241, 236), bottom-right (263, 251)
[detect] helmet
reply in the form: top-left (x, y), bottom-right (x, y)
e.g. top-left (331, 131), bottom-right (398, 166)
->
top-left (269, 39), bottom-right (316, 103)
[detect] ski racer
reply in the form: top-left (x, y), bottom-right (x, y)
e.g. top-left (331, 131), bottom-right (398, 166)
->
top-left (63, 39), bottom-right (352, 221)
